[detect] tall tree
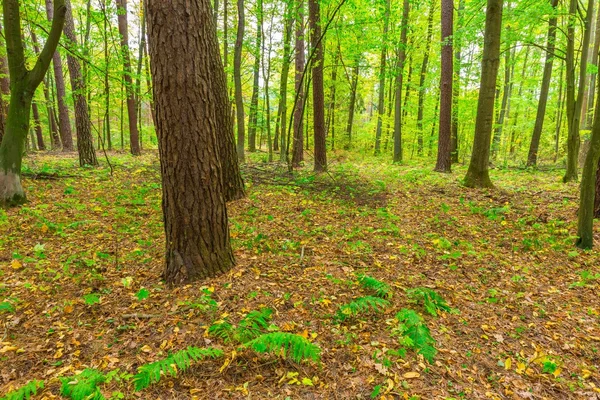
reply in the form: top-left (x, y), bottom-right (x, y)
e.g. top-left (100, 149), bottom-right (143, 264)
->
top-left (416, 0), bottom-right (435, 156)
top-left (393, 0), bottom-right (410, 163)
top-left (345, 53), bottom-right (360, 148)
top-left (247, 0), bottom-right (263, 152)
top-left (45, 0), bottom-right (73, 152)
top-left (31, 100), bottom-right (46, 150)
top-left (117, 0), bottom-right (141, 155)
top-left (147, 0), bottom-right (235, 282)
top-left (309, 0), bottom-right (326, 172)
top-left (526, 0), bottom-right (559, 167)
top-left (234, 0), bottom-right (246, 162)
top-left (564, 0), bottom-right (594, 182)
top-left (0, 0), bottom-right (66, 205)
top-left (0, 23), bottom-right (10, 143)
top-left (463, 0), bottom-right (503, 188)
top-left (451, 0), bottom-right (464, 163)
top-left (491, 48), bottom-right (513, 160)
top-left (374, 0), bottom-right (390, 156)
top-left (273, 2), bottom-right (292, 159)
top-left (435, 0), bottom-right (453, 172)
top-left (63, 0), bottom-right (98, 166)
top-left (292, 0), bottom-right (305, 167)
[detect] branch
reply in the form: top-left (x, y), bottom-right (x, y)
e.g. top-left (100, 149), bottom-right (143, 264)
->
top-left (28, 0), bottom-right (67, 91)
top-left (2, 0), bottom-right (27, 81)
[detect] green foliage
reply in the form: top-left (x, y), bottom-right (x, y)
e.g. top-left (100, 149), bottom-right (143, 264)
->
top-left (335, 296), bottom-right (390, 322)
top-left (357, 274), bottom-right (392, 299)
top-left (243, 332), bottom-right (320, 363)
top-left (1, 380), bottom-right (44, 400)
top-left (60, 369), bottom-right (106, 400)
top-left (82, 293), bottom-right (101, 306)
top-left (569, 270), bottom-right (600, 288)
top-left (181, 289), bottom-right (218, 312)
top-left (0, 301), bottom-right (15, 313)
top-left (406, 287), bottom-right (453, 317)
top-left (132, 346), bottom-right (223, 392)
top-left (208, 308), bottom-right (273, 344)
top-left (392, 309), bottom-right (437, 363)
top-left (135, 288), bottom-right (149, 301)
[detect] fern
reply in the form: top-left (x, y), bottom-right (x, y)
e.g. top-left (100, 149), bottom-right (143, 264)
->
top-left (208, 308), bottom-right (273, 344)
top-left (392, 308), bottom-right (437, 363)
top-left (208, 320), bottom-right (235, 343)
top-left (243, 333), bottom-right (320, 363)
top-left (132, 346), bottom-right (223, 391)
top-left (406, 287), bottom-right (453, 317)
top-left (0, 301), bottom-right (14, 313)
top-left (357, 274), bottom-right (392, 299)
top-left (335, 296), bottom-right (390, 322)
top-left (1, 380), bottom-right (44, 400)
top-left (59, 369), bottom-right (106, 400)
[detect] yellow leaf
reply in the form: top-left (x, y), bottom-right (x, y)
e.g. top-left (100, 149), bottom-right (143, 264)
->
top-left (301, 377), bottom-right (313, 386)
top-left (299, 330), bottom-right (309, 339)
top-left (0, 346), bottom-right (17, 353)
top-left (582, 369), bottom-right (592, 379)
top-left (41, 224), bottom-right (48, 233)
top-left (140, 345), bottom-right (152, 353)
top-left (505, 358), bottom-right (512, 370)
top-left (64, 305), bottom-right (74, 314)
top-left (403, 372), bottom-right (420, 379)
top-left (53, 349), bottom-right (63, 359)
top-left (11, 260), bottom-right (22, 270)
top-left (516, 362), bottom-right (526, 374)
top-left (553, 368), bottom-right (562, 378)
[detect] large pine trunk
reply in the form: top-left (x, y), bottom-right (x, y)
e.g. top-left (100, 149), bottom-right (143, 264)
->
top-left (463, 0), bottom-right (503, 188)
top-left (435, 0), bottom-right (453, 172)
top-left (147, 0), bottom-right (235, 283)
top-left (309, 0), bottom-right (327, 172)
top-left (116, 0), bottom-right (141, 155)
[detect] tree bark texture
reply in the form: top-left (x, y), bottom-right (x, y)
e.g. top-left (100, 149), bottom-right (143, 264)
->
top-left (309, 0), bottom-right (327, 172)
top-left (435, 0), bottom-right (453, 172)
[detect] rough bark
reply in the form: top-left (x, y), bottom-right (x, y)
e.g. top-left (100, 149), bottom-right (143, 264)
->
top-left (147, 0), bottom-right (235, 283)
top-left (451, 0), bottom-right (464, 164)
top-left (0, 23), bottom-right (9, 143)
top-left (463, 0), bottom-right (503, 188)
top-left (435, 0), bottom-right (453, 172)
top-left (292, 0), bottom-right (305, 167)
top-left (117, 0), bottom-right (141, 155)
top-left (309, 0), bottom-right (326, 172)
top-left (31, 100), bottom-right (46, 150)
top-left (393, 0), bottom-right (410, 163)
top-left (416, 0), bottom-right (435, 156)
top-left (234, 0), bottom-right (245, 162)
top-left (527, 0), bottom-right (559, 167)
top-left (100, 0), bottom-right (112, 149)
top-left (374, 0), bottom-right (390, 156)
top-left (63, 0), bottom-right (98, 167)
top-left (45, 0), bottom-right (73, 152)
top-left (0, 0), bottom-right (66, 206)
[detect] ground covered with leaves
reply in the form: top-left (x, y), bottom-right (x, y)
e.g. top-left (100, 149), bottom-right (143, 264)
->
top-left (1, 152), bottom-right (600, 400)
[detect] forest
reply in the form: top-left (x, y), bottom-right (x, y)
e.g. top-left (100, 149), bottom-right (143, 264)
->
top-left (1, 0), bottom-right (600, 398)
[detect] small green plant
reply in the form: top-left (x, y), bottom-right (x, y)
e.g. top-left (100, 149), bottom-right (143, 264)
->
top-left (406, 287), bottom-right (453, 317)
top-left (1, 380), bottom-right (44, 400)
top-left (0, 301), bottom-right (15, 313)
top-left (181, 289), bottom-right (217, 313)
top-left (135, 288), bottom-right (149, 301)
top-left (242, 332), bottom-right (320, 363)
top-left (570, 270), bottom-right (600, 288)
top-left (357, 274), bottom-right (392, 299)
top-left (82, 293), bottom-right (101, 306)
top-left (334, 296), bottom-right (390, 322)
top-left (209, 308), bottom-right (273, 343)
top-left (132, 346), bottom-right (223, 391)
top-left (60, 369), bottom-right (106, 400)
top-left (391, 308), bottom-right (437, 363)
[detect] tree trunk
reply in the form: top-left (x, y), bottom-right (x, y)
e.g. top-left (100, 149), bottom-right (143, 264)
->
top-left (435, 0), bottom-right (453, 172)
top-left (451, 0), bottom-right (464, 163)
top-left (491, 48), bottom-right (512, 161)
top-left (0, 0), bottom-right (66, 206)
top-left (374, 0), bottom-right (390, 156)
top-left (44, 74), bottom-right (62, 148)
top-left (0, 23), bottom-right (9, 143)
top-left (464, 0), bottom-right (503, 188)
top-left (555, 62), bottom-right (565, 162)
top-left (527, 0), bottom-right (559, 167)
top-left (234, 0), bottom-right (245, 162)
top-left (564, 0), bottom-right (594, 182)
top-left (582, 2), bottom-right (600, 129)
top-left (309, 0), bottom-right (326, 172)
top-left (247, 0), bottom-right (262, 153)
top-left (45, 0), bottom-right (73, 152)
top-left (393, 0), bottom-right (410, 163)
top-left (346, 54), bottom-right (359, 148)
top-left (147, 0), bottom-right (235, 283)
top-left (100, 0), bottom-right (112, 150)
top-left (31, 100), bottom-right (46, 150)
top-left (588, 7), bottom-right (600, 127)
top-left (416, 0), bottom-right (435, 156)
top-left (292, 0), bottom-right (305, 167)
top-left (273, 4), bottom-right (292, 158)
top-left (117, 0), bottom-right (141, 155)
top-left (63, 0), bottom-right (98, 166)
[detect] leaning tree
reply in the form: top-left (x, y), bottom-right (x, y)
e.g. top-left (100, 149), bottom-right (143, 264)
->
top-left (0, 0), bottom-right (66, 206)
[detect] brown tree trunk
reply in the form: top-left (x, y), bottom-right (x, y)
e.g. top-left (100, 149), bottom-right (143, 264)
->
top-left (31, 100), bottom-right (46, 150)
top-left (451, 0), bottom-right (464, 163)
top-left (234, 0), bottom-right (245, 162)
top-left (416, 0), bottom-right (435, 156)
top-left (0, 22), bottom-right (9, 143)
top-left (43, 75), bottom-right (61, 149)
top-left (309, 0), bottom-right (326, 172)
top-left (117, 0), bottom-right (141, 155)
top-left (247, 0), bottom-right (262, 152)
top-left (346, 54), bottom-right (359, 148)
top-left (147, 0), bottom-right (235, 283)
top-left (393, 0), bottom-right (410, 163)
top-left (63, 0), bottom-right (98, 166)
top-left (273, 3), bottom-right (292, 158)
top-left (464, 0), bottom-right (503, 188)
top-left (435, 0), bottom-right (452, 172)
top-left (45, 0), bottom-right (73, 152)
top-left (374, 0), bottom-right (390, 156)
top-left (292, 0), bottom-right (305, 167)
top-left (527, 0), bottom-right (559, 167)
top-left (491, 48), bottom-right (512, 160)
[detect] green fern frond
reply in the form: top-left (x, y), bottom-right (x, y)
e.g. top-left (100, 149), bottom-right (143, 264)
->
top-left (406, 287), bottom-right (452, 317)
top-left (357, 274), bottom-right (392, 299)
top-left (242, 332), bottom-right (320, 363)
top-left (236, 308), bottom-right (273, 343)
top-left (208, 320), bottom-right (235, 343)
top-left (335, 296), bottom-right (390, 322)
top-left (132, 346), bottom-right (223, 391)
top-left (59, 369), bottom-right (106, 400)
top-left (393, 308), bottom-right (437, 363)
top-left (0, 301), bottom-right (14, 313)
top-left (1, 380), bottom-right (44, 400)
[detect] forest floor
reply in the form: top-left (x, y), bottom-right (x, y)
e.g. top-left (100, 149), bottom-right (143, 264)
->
top-left (1, 151), bottom-right (600, 400)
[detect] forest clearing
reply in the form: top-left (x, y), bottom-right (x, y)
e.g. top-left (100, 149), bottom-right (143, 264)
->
top-left (1, 152), bottom-right (599, 399)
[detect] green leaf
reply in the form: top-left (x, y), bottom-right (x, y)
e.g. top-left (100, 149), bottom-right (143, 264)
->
top-left (136, 288), bottom-right (149, 301)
